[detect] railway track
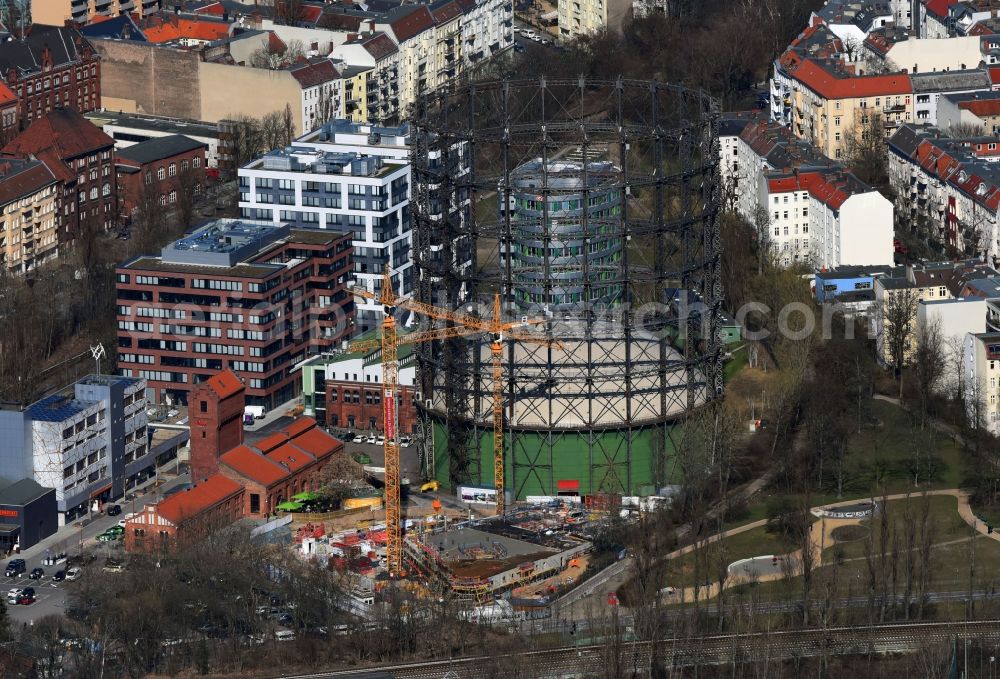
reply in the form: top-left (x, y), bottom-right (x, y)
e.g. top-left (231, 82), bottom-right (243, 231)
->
top-left (278, 618), bottom-right (1000, 679)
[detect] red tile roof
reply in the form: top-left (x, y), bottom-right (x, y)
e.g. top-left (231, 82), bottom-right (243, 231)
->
top-left (925, 0), bottom-right (959, 19)
top-left (268, 31), bottom-right (287, 53)
top-left (960, 99), bottom-right (1000, 117)
top-left (390, 6), bottom-right (434, 43)
top-left (431, 0), bottom-right (463, 24)
top-left (268, 442), bottom-right (313, 473)
top-left (301, 4), bottom-right (323, 23)
top-left (219, 416), bottom-right (338, 487)
top-left (283, 416), bottom-right (317, 438)
top-left (990, 66), bottom-right (1000, 85)
top-left (3, 108), bottom-right (113, 161)
top-left (255, 432), bottom-right (289, 454)
top-left (156, 474), bottom-right (243, 525)
top-left (786, 57), bottom-right (911, 100)
top-left (766, 170), bottom-right (863, 210)
top-left (204, 370), bottom-right (244, 400)
top-left (0, 161), bottom-right (57, 208)
top-left (0, 82), bottom-right (16, 107)
top-left (288, 426), bottom-right (340, 459)
top-left (220, 444), bottom-right (290, 486)
top-left (142, 17), bottom-right (230, 43)
top-left (361, 32), bottom-right (399, 60)
top-left (289, 59), bottom-right (341, 88)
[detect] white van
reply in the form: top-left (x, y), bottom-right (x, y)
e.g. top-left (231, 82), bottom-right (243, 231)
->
top-left (275, 629), bottom-right (296, 642)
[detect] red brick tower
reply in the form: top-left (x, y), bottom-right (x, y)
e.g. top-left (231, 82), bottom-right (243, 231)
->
top-left (189, 370), bottom-right (245, 483)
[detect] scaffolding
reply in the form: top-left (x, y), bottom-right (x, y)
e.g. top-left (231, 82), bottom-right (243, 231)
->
top-left (410, 77), bottom-right (724, 498)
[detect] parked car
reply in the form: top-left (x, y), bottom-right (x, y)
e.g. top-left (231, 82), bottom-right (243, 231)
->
top-left (20, 587), bottom-right (34, 598)
top-left (65, 567), bottom-right (82, 581)
top-left (106, 505), bottom-right (122, 517)
top-left (275, 630), bottom-right (296, 642)
top-left (366, 434), bottom-right (377, 444)
top-left (375, 435), bottom-right (385, 445)
top-left (400, 436), bottom-right (412, 448)
top-left (103, 562), bottom-right (124, 574)
top-left (5, 559), bottom-right (25, 577)
top-left (6, 588), bottom-right (21, 604)
top-left (52, 571), bottom-right (65, 582)
top-left (17, 593), bottom-right (35, 605)
top-left (28, 568), bottom-right (44, 580)
top-left (352, 435), bottom-right (365, 444)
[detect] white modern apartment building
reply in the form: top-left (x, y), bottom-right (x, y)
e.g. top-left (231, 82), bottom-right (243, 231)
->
top-left (238, 146), bottom-right (411, 336)
top-left (0, 375), bottom-right (149, 525)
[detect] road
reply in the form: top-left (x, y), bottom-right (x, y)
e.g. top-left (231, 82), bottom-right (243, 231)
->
top-left (4, 471), bottom-right (191, 625)
top-left (275, 619), bottom-right (1000, 678)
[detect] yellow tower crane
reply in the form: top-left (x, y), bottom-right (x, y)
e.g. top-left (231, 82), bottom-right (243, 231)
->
top-left (349, 273), bottom-right (553, 575)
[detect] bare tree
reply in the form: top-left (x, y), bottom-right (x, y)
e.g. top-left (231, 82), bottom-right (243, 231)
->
top-left (751, 204), bottom-right (773, 277)
top-left (174, 162), bottom-right (201, 233)
top-left (842, 110), bottom-right (890, 192)
top-left (911, 317), bottom-right (946, 429)
top-left (880, 286), bottom-right (919, 399)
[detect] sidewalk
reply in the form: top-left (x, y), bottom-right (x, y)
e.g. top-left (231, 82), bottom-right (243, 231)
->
top-left (16, 469), bottom-right (191, 565)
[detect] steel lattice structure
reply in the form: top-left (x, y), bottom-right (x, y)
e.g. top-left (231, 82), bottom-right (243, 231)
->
top-left (410, 77), bottom-right (723, 500)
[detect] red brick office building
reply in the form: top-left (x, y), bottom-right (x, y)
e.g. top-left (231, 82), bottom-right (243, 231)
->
top-left (189, 370), bottom-right (245, 483)
top-left (115, 134), bottom-right (207, 216)
top-left (115, 219), bottom-right (354, 409)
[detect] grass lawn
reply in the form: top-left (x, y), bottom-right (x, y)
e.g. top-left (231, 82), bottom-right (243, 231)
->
top-left (724, 348), bottom-right (749, 383)
top-left (833, 399), bottom-right (966, 496)
top-left (664, 523), bottom-right (809, 588)
top-left (821, 495), bottom-right (967, 561)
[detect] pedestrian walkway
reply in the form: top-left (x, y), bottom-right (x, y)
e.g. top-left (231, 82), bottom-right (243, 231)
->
top-left (14, 470), bottom-right (191, 565)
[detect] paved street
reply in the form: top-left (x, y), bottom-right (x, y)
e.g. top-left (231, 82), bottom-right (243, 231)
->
top-left (4, 470), bottom-right (191, 625)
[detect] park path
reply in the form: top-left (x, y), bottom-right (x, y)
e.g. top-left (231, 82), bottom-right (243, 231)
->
top-left (668, 488), bottom-right (995, 603)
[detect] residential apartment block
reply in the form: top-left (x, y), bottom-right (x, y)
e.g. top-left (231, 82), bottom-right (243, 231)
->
top-left (0, 26), bottom-right (102, 134)
top-left (772, 51), bottom-right (913, 160)
top-left (115, 219), bottom-right (355, 409)
top-left (2, 108), bottom-right (118, 240)
top-left (0, 375), bottom-right (149, 525)
top-left (92, 0), bottom-right (512, 129)
top-left (33, 0), bottom-right (159, 27)
top-left (238, 145), bottom-right (411, 335)
top-left (724, 117), bottom-right (893, 269)
top-left (888, 124), bottom-right (1000, 261)
top-left (0, 158), bottom-right (60, 273)
top-left (559, 0), bottom-right (631, 40)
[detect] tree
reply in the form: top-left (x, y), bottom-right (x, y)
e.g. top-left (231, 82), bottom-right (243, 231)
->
top-left (223, 115), bottom-right (264, 171)
top-left (911, 318), bottom-right (946, 429)
top-left (275, 0), bottom-right (307, 26)
top-left (880, 287), bottom-right (919, 399)
top-left (174, 162), bottom-right (201, 233)
top-left (751, 204), bottom-right (773, 277)
top-left (842, 110), bottom-right (890, 193)
top-left (248, 39), bottom-right (307, 70)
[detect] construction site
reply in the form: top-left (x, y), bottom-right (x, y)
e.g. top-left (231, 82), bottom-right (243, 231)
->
top-left (295, 78), bottom-right (722, 590)
top-left (409, 77), bottom-right (724, 502)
